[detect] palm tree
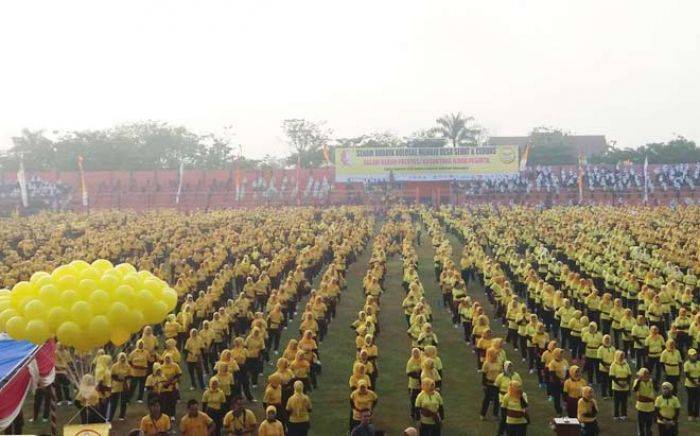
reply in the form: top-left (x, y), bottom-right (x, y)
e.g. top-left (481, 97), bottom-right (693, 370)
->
top-left (433, 112), bottom-right (482, 147)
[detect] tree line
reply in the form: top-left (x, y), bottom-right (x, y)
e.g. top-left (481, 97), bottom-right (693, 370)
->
top-left (1, 115), bottom-right (697, 172)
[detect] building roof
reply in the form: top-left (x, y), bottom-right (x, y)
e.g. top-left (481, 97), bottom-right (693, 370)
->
top-left (488, 135), bottom-right (607, 157)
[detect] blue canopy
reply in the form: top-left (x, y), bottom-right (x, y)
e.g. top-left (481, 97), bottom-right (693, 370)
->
top-left (0, 336), bottom-right (39, 390)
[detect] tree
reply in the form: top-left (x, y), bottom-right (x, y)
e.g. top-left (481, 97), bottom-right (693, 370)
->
top-left (526, 126), bottom-right (578, 165)
top-left (282, 119), bottom-right (331, 168)
top-left (589, 135), bottom-right (700, 164)
top-left (338, 131), bottom-right (405, 148)
top-left (405, 129), bottom-right (446, 148)
top-left (433, 112), bottom-right (482, 147)
top-left (0, 121), bottom-right (238, 171)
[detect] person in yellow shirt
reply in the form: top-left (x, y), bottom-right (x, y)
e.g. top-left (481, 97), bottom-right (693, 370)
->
top-left (139, 398), bottom-right (171, 436)
top-left (160, 354), bottom-right (182, 419)
top-left (660, 339), bottom-right (682, 393)
top-left (655, 382), bottom-right (681, 436)
top-left (577, 386), bottom-right (598, 436)
top-left (406, 347), bottom-right (423, 420)
top-left (286, 380), bottom-right (312, 436)
top-left (184, 328), bottom-right (205, 390)
top-left (609, 350), bottom-right (632, 420)
top-left (129, 339), bottom-right (150, 403)
top-left (563, 365), bottom-right (587, 419)
top-left (258, 405), bottom-right (285, 436)
top-left (179, 399), bottom-right (214, 436)
top-left (596, 335), bottom-right (615, 400)
top-left (501, 380), bottom-right (528, 436)
top-left (263, 374), bottom-right (283, 423)
top-left (202, 377), bottom-right (227, 434)
top-left (350, 380), bottom-right (378, 432)
top-left (645, 326), bottom-right (665, 387)
top-left (684, 348), bottom-right (700, 420)
top-left (633, 368), bottom-right (655, 436)
top-left (222, 395), bottom-right (257, 436)
top-left (547, 348), bottom-right (568, 416)
top-left (414, 377), bottom-right (443, 436)
top-left (581, 322), bottom-right (603, 384)
top-left (145, 364), bottom-right (166, 405)
top-left (109, 352), bottom-right (131, 421)
top-left (494, 361), bottom-right (523, 436)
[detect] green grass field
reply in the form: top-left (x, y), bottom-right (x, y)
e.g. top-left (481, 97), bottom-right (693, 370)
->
top-left (21, 222), bottom-right (700, 435)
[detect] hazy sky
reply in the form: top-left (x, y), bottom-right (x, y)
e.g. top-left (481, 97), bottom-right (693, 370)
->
top-left (1, 1), bottom-right (698, 159)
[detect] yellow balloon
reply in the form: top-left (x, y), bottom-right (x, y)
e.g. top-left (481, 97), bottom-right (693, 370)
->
top-left (60, 290), bottom-right (79, 309)
top-left (0, 308), bottom-right (19, 331)
top-left (89, 290), bottom-right (111, 314)
top-left (30, 271), bottom-right (50, 284)
top-left (70, 301), bottom-right (92, 327)
top-left (79, 267), bottom-right (101, 282)
top-left (56, 321), bottom-right (80, 345)
top-left (107, 302), bottom-right (129, 324)
top-left (25, 319), bottom-right (50, 344)
top-left (0, 298), bottom-right (11, 313)
top-left (114, 285), bottom-right (135, 304)
top-left (161, 289), bottom-right (178, 312)
top-left (0, 289), bottom-right (10, 298)
top-left (88, 315), bottom-right (111, 345)
top-left (38, 284), bottom-right (61, 307)
top-left (5, 316), bottom-right (27, 340)
top-left (124, 310), bottom-right (144, 333)
top-left (135, 289), bottom-right (155, 308)
top-left (23, 299), bottom-right (46, 320)
top-left (122, 273), bottom-right (141, 291)
top-left (91, 259), bottom-right (114, 273)
top-left (110, 329), bottom-right (131, 346)
top-left (47, 307), bottom-right (70, 331)
top-left (68, 260), bottom-right (90, 273)
top-left (98, 274), bottom-right (120, 293)
top-left (115, 263), bottom-right (136, 275)
top-left (57, 275), bottom-right (78, 292)
top-left (143, 301), bottom-right (168, 324)
top-left (51, 265), bottom-right (77, 281)
top-left (34, 276), bottom-right (54, 289)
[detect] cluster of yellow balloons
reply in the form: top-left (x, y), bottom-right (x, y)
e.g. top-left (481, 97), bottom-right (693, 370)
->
top-left (0, 259), bottom-right (178, 351)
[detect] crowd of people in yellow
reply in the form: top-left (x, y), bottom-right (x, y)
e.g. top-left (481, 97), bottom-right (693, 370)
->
top-left (1, 204), bottom-right (700, 436)
top-left (1, 208), bottom-right (372, 435)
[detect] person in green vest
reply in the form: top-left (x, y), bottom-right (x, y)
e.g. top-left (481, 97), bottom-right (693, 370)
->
top-left (633, 368), bottom-right (655, 436)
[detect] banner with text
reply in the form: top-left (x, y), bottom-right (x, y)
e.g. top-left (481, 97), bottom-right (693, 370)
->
top-left (334, 145), bottom-right (519, 182)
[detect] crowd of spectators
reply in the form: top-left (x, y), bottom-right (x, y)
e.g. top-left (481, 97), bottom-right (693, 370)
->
top-left (0, 176), bottom-right (73, 211)
top-left (452, 163), bottom-right (700, 195)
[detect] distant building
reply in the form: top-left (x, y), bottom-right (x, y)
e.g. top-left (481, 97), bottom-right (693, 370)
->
top-left (488, 135), bottom-right (607, 158)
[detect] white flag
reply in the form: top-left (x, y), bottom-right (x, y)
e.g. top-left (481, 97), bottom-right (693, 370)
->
top-left (175, 161), bottom-right (184, 204)
top-left (643, 156), bottom-right (649, 203)
top-left (16, 162), bottom-right (28, 208)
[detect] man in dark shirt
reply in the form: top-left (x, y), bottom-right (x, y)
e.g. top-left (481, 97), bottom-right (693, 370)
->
top-left (350, 410), bottom-right (377, 436)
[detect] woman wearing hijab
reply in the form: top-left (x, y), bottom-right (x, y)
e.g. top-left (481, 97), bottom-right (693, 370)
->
top-left (202, 377), bottom-right (226, 434)
top-left (349, 380), bottom-right (378, 432)
top-left (494, 361), bottom-right (522, 436)
top-left (633, 368), bottom-right (655, 436)
top-left (286, 380), bottom-right (312, 436)
top-left (481, 348), bottom-right (502, 420)
top-left (660, 339), bottom-right (682, 393)
top-left (245, 327), bottom-right (266, 387)
top-left (258, 405), bottom-right (285, 436)
top-left (645, 325), bottom-right (665, 387)
top-left (582, 322), bottom-right (602, 384)
top-left (291, 350), bottom-right (311, 393)
top-left (563, 365), bottom-right (587, 418)
top-left (184, 328), bottom-right (205, 390)
top-left (129, 339), bottom-right (150, 402)
top-left (160, 354), bottom-right (182, 419)
top-left (577, 386), bottom-right (598, 436)
top-left (655, 382), bottom-right (681, 436)
top-left (94, 355), bottom-right (112, 421)
top-left (595, 335), bottom-right (614, 400)
top-left (609, 350), bottom-right (632, 420)
top-left (144, 363), bottom-right (165, 405)
top-left (110, 353), bottom-right (131, 421)
top-left (406, 348), bottom-right (423, 420)
top-left (684, 348), bottom-right (700, 421)
top-left (414, 377), bottom-right (443, 436)
top-left (263, 374), bottom-right (284, 425)
top-left (547, 348), bottom-right (568, 416)
top-left (271, 358), bottom-right (294, 408)
top-left (501, 380), bottom-right (528, 436)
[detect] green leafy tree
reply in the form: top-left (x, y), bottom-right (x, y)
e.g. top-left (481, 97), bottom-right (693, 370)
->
top-left (527, 127), bottom-right (578, 165)
top-left (282, 119), bottom-right (331, 168)
top-left (433, 112), bottom-right (482, 147)
top-left (589, 136), bottom-right (700, 164)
